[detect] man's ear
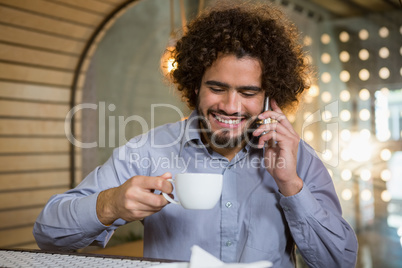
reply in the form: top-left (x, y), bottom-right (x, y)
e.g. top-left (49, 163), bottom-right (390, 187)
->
top-left (195, 88), bottom-right (199, 95)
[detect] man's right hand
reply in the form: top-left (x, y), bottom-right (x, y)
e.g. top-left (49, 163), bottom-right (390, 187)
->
top-left (96, 172), bottom-right (173, 225)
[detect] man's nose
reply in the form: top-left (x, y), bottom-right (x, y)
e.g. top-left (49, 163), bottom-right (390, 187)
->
top-left (221, 92), bottom-right (241, 115)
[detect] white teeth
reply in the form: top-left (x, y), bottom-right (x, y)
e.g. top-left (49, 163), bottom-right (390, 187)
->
top-left (216, 116), bottom-right (240, 125)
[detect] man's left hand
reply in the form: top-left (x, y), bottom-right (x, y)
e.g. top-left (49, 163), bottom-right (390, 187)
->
top-left (253, 99), bottom-right (303, 196)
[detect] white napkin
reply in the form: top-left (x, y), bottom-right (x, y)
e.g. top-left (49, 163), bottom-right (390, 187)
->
top-left (188, 245), bottom-right (272, 268)
top-left (154, 245), bottom-right (272, 268)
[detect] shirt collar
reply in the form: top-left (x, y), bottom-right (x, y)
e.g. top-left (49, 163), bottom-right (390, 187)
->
top-left (179, 110), bottom-right (204, 156)
top-left (183, 110), bottom-right (202, 143)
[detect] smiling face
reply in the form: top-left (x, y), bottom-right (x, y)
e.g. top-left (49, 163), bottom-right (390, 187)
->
top-left (196, 54), bottom-right (265, 150)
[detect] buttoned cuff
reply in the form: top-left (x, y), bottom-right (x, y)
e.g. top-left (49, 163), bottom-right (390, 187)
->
top-left (278, 185), bottom-right (321, 221)
top-left (76, 192), bottom-right (110, 235)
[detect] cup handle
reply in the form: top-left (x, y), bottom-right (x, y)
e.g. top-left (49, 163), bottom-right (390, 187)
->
top-left (162, 179), bottom-right (180, 205)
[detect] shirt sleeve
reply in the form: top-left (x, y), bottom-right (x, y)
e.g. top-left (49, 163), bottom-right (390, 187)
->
top-left (33, 143), bottom-right (142, 251)
top-left (278, 140), bottom-right (358, 268)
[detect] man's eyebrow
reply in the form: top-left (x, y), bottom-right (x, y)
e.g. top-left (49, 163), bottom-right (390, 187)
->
top-left (205, 80), bottom-right (262, 92)
top-left (205, 80), bottom-right (230, 88)
top-left (237, 85), bottom-right (262, 92)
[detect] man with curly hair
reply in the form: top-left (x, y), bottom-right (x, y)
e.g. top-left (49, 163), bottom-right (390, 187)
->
top-left (34, 1), bottom-right (358, 267)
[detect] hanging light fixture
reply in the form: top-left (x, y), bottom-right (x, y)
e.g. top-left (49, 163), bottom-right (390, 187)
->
top-left (160, 39), bottom-right (177, 77)
top-left (161, 0), bottom-right (202, 76)
top-left (160, 0), bottom-right (180, 77)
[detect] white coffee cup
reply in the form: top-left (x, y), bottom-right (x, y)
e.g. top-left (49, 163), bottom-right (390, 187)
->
top-left (162, 173), bottom-right (223, 209)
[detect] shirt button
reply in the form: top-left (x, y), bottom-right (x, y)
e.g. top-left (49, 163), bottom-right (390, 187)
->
top-left (226, 241), bottom-right (232, 247)
top-left (283, 206), bottom-right (290, 212)
top-left (225, 202), bottom-right (232, 208)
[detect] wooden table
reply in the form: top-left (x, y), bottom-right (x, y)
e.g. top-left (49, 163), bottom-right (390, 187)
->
top-left (89, 240), bottom-right (143, 257)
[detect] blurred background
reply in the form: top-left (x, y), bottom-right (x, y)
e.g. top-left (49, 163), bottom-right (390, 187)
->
top-left (0, 0), bottom-right (401, 267)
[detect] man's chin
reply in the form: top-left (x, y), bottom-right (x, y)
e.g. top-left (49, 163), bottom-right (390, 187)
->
top-left (209, 132), bottom-right (247, 148)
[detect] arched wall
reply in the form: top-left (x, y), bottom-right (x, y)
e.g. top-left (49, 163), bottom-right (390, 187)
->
top-left (0, 0), bottom-right (138, 249)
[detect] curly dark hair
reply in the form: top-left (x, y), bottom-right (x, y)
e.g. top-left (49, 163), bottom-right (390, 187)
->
top-left (170, 1), bottom-right (312, 112)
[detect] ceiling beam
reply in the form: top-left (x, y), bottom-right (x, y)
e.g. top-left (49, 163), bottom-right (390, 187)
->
top-left (350, 0), bottom-right (394, 11)
top-left (307, 0), bottom-right (362, 17)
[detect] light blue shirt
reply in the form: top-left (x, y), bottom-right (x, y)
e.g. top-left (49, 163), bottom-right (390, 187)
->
top-left (34, 111), bottom-right (358, 267)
